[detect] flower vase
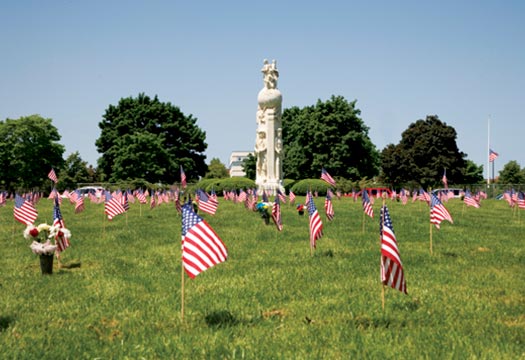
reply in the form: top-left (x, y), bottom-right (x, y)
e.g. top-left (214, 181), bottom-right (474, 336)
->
top-left (263, 215), bottom-right (270, 225)
top-left (39, 254), bottom-right (54, 275)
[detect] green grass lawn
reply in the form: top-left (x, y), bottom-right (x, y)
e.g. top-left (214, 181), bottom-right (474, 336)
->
top-left (1, 196), bottom-right (524, 359)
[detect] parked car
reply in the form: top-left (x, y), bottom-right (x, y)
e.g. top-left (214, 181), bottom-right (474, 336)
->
top-left (77, 186), bottom-right (105, 198)
top-left (432, 188), bottom-right (463, 198)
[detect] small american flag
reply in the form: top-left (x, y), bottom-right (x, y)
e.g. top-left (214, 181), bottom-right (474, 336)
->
top-left (48, 168), bottom-right (58, 183)
top-left (196, 189), bottom-right (218, 215)
top-left (271, 196), bottom-right (283, 231)
top-left (320, 168), bottom-right (336, 187)
top-left (14, 194), bottom-right (38, 225)
top-left (180, 165), bottom-right (187, 188)
top-left (289, 191), bottom-right (296, 204)
top-left (362, 190), bottom-right (374, 218)
top-left (105, 191), bottom-right (126, 220)
top-left (182, 201), bottom-right (227, 279)
top-left (74, 190), bottom-right (85, 214)
top-left (277, 189), bottom-right (286, 203)
top-left (307, 192), bottom-right (323, 249)
top-left (53, 197), bottom-right (70, 253)
top-left (324, 190), bottom-right (334, 221)
top-left (430, 193), bottom-right (453, 229)
top-left (464, 190), bottom-right (480, 208)
top-left (442, 169), bottom-right (448, 189)
top-left (380, 205), bottom-right (407, 294)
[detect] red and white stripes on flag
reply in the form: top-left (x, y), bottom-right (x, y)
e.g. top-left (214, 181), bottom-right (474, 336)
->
top-left (430, 193), bottom-right (453, 229)
top-left (104, 191), bottom-right (126, 220)
top-left (196, 189), bottom-right (218, 215)
top-left (307, 192), bottom-right (323, 249)
top-left (14, 194), bottom-right (38, 225)
top-left (361, 190), bottom-right (374, 218)
top-left (489, 149), bottom-right (499, 162)
top-left (182, 201), bottom-right (227, 279)
top-left (48, 168), bottom-right (58, 183)
top-left (271, 196), bottom-right (283, 231)
top-left (380, 205), bottom-right (407, 294)
top-left (324, 190), bottom-right (334, 221)
top-left (320, 168), bottom-right (336, 187)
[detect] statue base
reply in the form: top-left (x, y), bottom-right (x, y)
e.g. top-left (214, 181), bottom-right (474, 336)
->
top-left (256, 181), bottom-right (285, 197)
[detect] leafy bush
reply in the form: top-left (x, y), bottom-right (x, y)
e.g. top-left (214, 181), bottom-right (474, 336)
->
top-left (290, 179), bottom-right (331, 195)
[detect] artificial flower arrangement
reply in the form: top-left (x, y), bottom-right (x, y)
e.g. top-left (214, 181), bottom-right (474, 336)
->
top-left (296, 204), bottom-right (305, 216)
top-left (256, 201), bottom-right (272, 224)
top-left (24, 223), bottom-right (71, 256)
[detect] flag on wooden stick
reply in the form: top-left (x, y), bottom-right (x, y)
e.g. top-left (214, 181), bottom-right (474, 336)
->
top-left (307, 191), bottom-right (323, 249)
top-left (182, 201), bottom-right (227, 279)
top-left (380, 205), bottom-right (407, 294)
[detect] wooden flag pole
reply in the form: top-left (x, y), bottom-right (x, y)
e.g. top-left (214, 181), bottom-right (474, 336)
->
top-left (181, 252), bottom-right (185, 322)
top-left (362, 210), bottom-right (365, 233)
top-left (429, 221), bottom-right (433, 255)
top-left (381, 195), bottom-right (386, 311)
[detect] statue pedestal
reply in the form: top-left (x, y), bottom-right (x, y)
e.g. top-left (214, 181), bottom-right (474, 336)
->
top-left (257, 181), bottom-right (284, 197)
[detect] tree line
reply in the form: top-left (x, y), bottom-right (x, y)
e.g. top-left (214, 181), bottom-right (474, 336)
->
top-left (1, 93), bottom-right (523, 192)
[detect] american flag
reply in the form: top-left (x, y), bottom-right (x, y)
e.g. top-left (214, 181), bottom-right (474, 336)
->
top-left (74, 190), bottom-right (85, 213)
top-left (324, 190), bottom-right (334, 221)
top-left (400, 189), bottom-right (408, 205)
top-left (182, 201), bottom-right (227, 279)
top-left (105, 191), bottom-right (126, 220)
top-left (150, 191), bottom-right (157, 209)
top-left (430, 193), bottom-right (453, 229)
top-left (48, 168), bottom-right (58, 183)
top-left (380, 205), bottom-right (407, 294)
top-left (418, 188), bottom-right (431, 204)
top-left (489, 149), bottom-right (499, 162)
top-left (121, 191), bottom-right (130, 211)
top-left (362, 190), bottom-right (374, 218)
top-left (53, 196), bottom-right (70, 253)
top-left (307, 192), bottom-right (323, 249)
top-left (180, 165), bottom-right (187, 188)
top-left (271, 196), bottom-right (283, 231)
top-left (14, 194), bottom-right (38, 225)
top-left (136, 189), bottom-right (147, 204)
top-left (464, 190), bottom-right (480, 208)
top-left (517, 192), bottom-right (525, 209)
top-left (196, 189), bottom-right (218, 215)
top-left (320, 168), bottom-right (336, 187)
top-left (289, 190), bottom-right (296, 204)
top-left (442, 169), bottom-right (448, 189)
top-left (277, 189), bottom-right (286, 203)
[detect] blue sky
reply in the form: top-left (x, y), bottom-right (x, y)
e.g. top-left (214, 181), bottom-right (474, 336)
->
top-left (1, 1), bottom-right (523, 178)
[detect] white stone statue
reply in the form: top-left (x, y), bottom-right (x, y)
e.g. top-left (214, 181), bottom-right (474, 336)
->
top-left (255, 59), bottom-right (284, 195)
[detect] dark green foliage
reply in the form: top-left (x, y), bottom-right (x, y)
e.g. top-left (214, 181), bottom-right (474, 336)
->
top-left (0, 115), bottom-right (65, 191)
top-left (498, 160), bottom-right (525, 184)
top-left (205, 158), bottom-right (230, 179)
top-left (283, 178), bottom-right (297, 190)
top-left (242, 153), bottom-right (256, 180)
top-left (282, 95), bottom-right (380, 180)
top-left (193, 177), bottom-right (256, 193)
top-left (462, 159), bottom-right (484, 185)
top-left (58, 152), bottom-right (92, 191)
top-left (96, 93), bottom-right (207, 184)
top-left (290, 179), bottom-right (331, 195)
top-left (380, 115), bottom-right (467, 187)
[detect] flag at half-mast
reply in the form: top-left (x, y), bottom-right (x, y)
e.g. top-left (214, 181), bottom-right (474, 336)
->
top-left (182, 201), bottom-right (227, 279)
top-left (489, 149), bottom-right (499, 162)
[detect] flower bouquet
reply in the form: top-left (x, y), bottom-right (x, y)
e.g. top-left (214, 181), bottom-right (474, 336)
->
top-left (296, 204), bottom-right (305, 216)
top-left (24, 223), bottom-right (71, 274)
top-left (256, 201), bottom-right (272, 225)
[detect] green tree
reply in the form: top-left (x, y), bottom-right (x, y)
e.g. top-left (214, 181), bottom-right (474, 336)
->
top-left (380, 115), bottom-right (467, 187)
top-left (282, 95), bottom-right (379, 180)
top-left (58, 152), bottom-right (91, 191)
top-left (242, 153), bottom-right (256, 180)
top-left (205, 158), bottom-right (229, 179)
top-left (498, 161), bottom-right (525, 184)
top-left (0, 115), bottom-right (64, 191)
top-left (96, 93), bottom-right (207, 183)
top-left (462, 159), bottom-right (484, 185)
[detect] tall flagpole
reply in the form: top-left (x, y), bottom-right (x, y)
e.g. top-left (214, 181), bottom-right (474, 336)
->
top-left (487, 116), bottom-right (490, 186)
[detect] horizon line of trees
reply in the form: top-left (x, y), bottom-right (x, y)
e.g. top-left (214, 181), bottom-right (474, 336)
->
top-left (1, 94), bottom-right (524, 193)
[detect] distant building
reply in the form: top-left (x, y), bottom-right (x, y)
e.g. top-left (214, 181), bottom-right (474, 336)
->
top-left (229, 151), bottom-right (252, 177)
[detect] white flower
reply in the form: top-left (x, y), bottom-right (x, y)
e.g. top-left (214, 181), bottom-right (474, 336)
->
top-left (37, 223), bottom-right (51, 233)
top-left (30, 240), bottom-right (57, 255)
top-left (49, 225), bottom-right (71, 240)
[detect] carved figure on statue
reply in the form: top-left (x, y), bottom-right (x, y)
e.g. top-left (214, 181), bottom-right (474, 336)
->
top-left (275, 128), bottom-right (283, 180)
top-left (255, 131), bottom-right (267, 179)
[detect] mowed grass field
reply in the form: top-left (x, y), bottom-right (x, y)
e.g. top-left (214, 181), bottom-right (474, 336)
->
top-left (1, 195), bottom-right (524, 359)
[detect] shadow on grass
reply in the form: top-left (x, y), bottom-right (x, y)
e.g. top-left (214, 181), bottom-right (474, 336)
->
top-left (0, 316), bottom-right (15, 332)
top-left (349, 315), bottom-right (407, 330)
top-left (204, 310), bottom-right (239, 328)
